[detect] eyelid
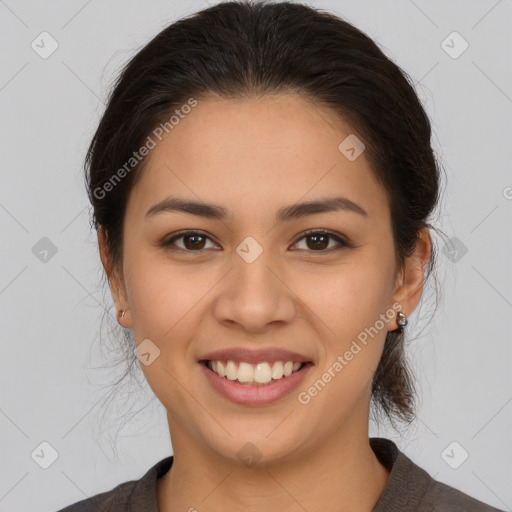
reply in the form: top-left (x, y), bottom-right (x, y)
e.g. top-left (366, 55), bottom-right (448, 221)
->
top-left (162, 228), bottom-right (350, 253)
top-left (291, 229), bottom-right (349, 251)
top-left (163, 229), bottom-right (220, 250)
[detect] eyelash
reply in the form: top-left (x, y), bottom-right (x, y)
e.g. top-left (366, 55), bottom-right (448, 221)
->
top-left (162, 229), bottom-right (349, 254)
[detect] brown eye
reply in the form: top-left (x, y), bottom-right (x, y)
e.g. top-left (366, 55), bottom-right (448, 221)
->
top-left (162, 229), bottom-right (348, 254)
top-left (293, 230), bottom-right (347, 252)
top-left (163, 231), bottom-right (217, 251)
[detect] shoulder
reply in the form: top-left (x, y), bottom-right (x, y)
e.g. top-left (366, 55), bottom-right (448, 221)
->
top-left (423, 478), bottom-right (505, 512)
top-left (370, 437), bottom-right (505, 512)
top-left (55, 480), bottom-right (137, 512)
top-left (55, 456), bottom-right (174, 512)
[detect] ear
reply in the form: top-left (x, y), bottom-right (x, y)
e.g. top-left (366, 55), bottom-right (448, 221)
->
top-left (98, 226), bottom-right (132, 327)
top-left (389, 227), bottom-right (432, 330)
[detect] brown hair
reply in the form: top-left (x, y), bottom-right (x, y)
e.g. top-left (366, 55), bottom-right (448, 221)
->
top-left (86, 0), bottom-right (441, 429)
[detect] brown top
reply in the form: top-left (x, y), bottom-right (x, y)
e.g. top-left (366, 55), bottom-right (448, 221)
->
top-left (56, 437), bottom-right (505, 511)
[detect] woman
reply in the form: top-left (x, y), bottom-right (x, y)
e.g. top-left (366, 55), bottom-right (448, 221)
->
top-left (58, 1), bottom-right (504, 510)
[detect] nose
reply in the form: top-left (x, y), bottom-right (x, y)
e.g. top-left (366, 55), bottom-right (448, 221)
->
top-left (212, 249), bottom-right (297, 333)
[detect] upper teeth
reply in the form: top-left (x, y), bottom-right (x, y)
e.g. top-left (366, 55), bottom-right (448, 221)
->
top-left (208, 360), bottom-right (303, 385)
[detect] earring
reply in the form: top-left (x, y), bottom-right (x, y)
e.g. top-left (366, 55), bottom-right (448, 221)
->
top-left (396, 311), bottom-right (407, 331)
top-left (119, 310), bottom-right (126, 319)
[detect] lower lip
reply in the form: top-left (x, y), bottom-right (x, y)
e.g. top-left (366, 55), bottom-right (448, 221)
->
top-left (200, 361), bottom-right (313, 406)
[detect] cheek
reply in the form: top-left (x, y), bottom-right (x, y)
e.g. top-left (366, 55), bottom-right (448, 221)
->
top-left (298, 252), bottom-right (395, 338)
top-left (123, 261), bottom-right (210, 407)
top-left (127, 270), bottom-right (209, 351)
top-left (122, 238), bottom-right (203, 334)
top-left (123, 233), bottom-right (396, 410)
top-left (295, 250), bottom-right (396, 393)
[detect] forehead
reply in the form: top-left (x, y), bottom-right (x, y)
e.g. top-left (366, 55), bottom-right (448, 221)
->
top-left (126, 93), bottom-right (388, 222)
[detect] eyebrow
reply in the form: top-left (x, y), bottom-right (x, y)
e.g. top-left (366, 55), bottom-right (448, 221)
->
top-left (145, 195), bottom-right (368, 222)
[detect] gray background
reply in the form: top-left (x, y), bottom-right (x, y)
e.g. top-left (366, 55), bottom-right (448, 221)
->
top-left (0, 0), bottom-right (511, 510)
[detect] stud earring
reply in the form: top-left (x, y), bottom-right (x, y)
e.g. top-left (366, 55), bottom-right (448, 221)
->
top-left (396, 311), bottom-right (407, 331)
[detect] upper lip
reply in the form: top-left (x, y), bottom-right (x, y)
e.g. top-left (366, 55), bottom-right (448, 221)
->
top-left (199, 347), bottom-right (312, 365)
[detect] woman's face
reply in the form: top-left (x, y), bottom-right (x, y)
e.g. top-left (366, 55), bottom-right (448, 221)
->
top-left (103, 93), bottom-right (425, 466)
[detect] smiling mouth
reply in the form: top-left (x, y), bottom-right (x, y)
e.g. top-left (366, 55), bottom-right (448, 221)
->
top-left (200, 359), bottom-right (312, 386)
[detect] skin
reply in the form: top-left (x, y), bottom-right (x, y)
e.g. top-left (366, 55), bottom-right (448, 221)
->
top-left (99, 93), bottom-right (431, 512)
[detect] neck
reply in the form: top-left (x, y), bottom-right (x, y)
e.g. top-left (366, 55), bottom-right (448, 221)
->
top-left (157, 422), bottom-right (390, 512)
